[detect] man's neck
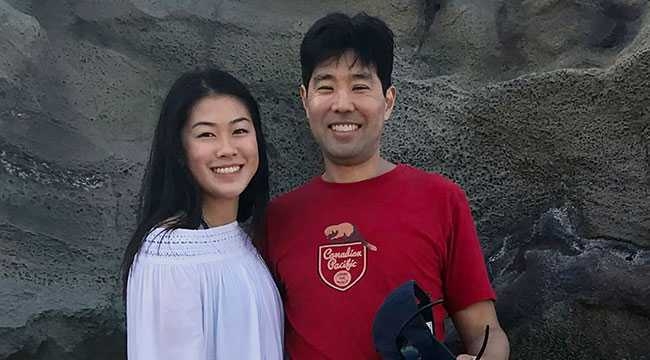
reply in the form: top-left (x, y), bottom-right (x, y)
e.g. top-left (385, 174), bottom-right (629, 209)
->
top-left (322, 154), bottom-right (396, 184)
top-left (201, 196), bottom-right (238, 227)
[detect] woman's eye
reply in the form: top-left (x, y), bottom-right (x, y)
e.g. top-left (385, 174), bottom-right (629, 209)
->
top-left (197, 132), bottom-right (215, 138)
top-left (233, 128), bottom-right (249, 135)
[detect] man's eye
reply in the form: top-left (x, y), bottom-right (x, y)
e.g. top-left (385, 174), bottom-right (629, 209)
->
top-left (317, 86), bottom-right (333, 91)
top-left (197, 132), bottom-right (215, 138)
top-left (233, 128), bottom-right (249, 135)
top-left (353, 85), bottom-right (369, 91)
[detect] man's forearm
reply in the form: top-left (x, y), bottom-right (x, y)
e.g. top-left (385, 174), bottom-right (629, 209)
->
top-left (466, 326), bottom-right (510, 360)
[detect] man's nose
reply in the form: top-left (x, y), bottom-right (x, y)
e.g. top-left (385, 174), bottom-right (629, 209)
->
top-left (331, 89), bottom-right (355, 113)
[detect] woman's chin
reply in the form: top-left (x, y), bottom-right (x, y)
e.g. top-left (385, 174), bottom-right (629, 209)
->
top-left (202, 187), bottom-right (246, 202)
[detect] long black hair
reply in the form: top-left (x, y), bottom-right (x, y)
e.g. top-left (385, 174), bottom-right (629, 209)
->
top-left (120, 69), bottom-right (269, 297)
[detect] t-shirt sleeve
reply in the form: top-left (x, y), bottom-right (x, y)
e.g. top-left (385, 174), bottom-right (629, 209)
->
top-left (442, 185), bottom-right (496, 314)
top-left (263, 200), bottom-right (286, 296)
top-left (263, 201), bottom-right (279, 271)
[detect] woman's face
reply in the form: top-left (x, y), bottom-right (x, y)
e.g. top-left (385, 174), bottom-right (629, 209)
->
top-left (181, 95), bottom-right (259, 203)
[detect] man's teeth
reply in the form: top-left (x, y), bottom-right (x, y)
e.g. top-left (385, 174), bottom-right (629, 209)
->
top-left (212, 166), bottom-right (241, 174)
top-left (331, 124), bottom-right (359, 132)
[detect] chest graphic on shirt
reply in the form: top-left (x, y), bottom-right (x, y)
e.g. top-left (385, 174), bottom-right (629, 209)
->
top-left (317, 222), bottom-right (377, 291)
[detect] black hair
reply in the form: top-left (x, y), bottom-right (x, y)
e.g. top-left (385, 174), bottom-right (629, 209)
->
top-left (300, 12), bottom-right (394, 94)
top-left (120, 69), bottom-right (269, 298)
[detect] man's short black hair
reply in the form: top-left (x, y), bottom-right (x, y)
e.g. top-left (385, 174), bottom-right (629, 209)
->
top-left (300, 12), bottom-right (394, 94)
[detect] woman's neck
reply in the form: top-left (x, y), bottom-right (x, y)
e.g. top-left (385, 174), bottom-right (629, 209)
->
top-left (201, 196), bottom-right (238, 227)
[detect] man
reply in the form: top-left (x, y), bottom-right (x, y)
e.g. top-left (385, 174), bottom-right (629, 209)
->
top-left (265, 12), bottom-right (510, 360)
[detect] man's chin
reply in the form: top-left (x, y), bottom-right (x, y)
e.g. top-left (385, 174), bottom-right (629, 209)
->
top-left (323, 151), bottom-right (372, 167)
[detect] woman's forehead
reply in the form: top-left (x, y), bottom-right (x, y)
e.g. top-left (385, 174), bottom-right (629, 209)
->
top-left (188, 96), bottom-right (251, 125)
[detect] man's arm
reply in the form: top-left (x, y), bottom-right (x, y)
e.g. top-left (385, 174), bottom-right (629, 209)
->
top-left (451, 300), bottom-right (510, 360)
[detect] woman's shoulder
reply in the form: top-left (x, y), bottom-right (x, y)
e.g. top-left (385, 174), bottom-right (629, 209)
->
top-left (145, 219), bottom-right (244, 242)
top-left (139, 220), bottom-right (248, 257)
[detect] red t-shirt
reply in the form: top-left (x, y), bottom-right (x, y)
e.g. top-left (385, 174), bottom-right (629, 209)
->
top-left (265, 164), bottom-right (495, 359)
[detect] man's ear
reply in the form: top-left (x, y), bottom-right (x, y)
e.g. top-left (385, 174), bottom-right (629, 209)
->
top-left (299, 84), bottom-right (309, 119)
top-left (384, 85), bottom-right (396, 120)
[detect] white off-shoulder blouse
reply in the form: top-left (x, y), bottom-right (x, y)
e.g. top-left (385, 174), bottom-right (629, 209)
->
top-left (126, 221), bottom-right (283, 360)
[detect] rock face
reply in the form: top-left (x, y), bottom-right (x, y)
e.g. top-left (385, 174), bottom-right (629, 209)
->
top-left (0, 0), bottom-right (648, 359)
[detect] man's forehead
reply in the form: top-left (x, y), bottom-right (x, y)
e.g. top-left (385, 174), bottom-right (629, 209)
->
top-left (312, 52), bottom-right (376, 77)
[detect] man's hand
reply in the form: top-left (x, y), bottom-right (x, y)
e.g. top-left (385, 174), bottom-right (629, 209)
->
top-left (456, 355), bottom-right (476, 360)
top-left (451, 301), bottom-right (510, 360)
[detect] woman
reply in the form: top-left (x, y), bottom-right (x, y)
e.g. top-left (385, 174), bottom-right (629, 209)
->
top-left (121, 69), bottom-right (283, 359)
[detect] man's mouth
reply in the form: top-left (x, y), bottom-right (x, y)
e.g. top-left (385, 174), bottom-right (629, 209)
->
top-left (329, 123), bottom-right (361, 132)
top-left (211, 165), bottom-right (242, 174)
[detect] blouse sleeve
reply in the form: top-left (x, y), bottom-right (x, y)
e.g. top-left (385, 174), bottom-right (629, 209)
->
top-left (126, 257), bottom-right (205, 360)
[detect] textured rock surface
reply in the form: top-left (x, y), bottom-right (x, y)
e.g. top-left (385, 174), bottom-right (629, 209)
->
top-left (0, 0), bottom-right (648, 359)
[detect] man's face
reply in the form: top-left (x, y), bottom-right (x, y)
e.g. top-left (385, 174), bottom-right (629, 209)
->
top-left (300, 51), bottom-right (396, 166)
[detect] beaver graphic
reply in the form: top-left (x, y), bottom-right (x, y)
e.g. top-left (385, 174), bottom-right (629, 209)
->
top-left (324, 222), bottom-right (378, 251)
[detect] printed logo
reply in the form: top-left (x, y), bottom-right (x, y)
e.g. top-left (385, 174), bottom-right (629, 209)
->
top-left (324, 222), bottom-right (377, 251)
top-left (318, 242), bottom-right (367, 291)
top-left (317, 222), bottom-right (377, 291)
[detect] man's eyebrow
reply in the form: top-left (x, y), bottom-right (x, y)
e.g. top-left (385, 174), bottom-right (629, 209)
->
top-left (351, 71), bottom-right (372, 80)
top-left (313, 73), bottom-right (334, 82)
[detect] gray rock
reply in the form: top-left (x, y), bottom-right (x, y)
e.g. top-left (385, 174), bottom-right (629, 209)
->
top-left (0, 0), bottom-right (648, 359)
top-left (0, 0), bottom-right (45, 78)
top-left (491, 207), bottom-right (650, 360)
